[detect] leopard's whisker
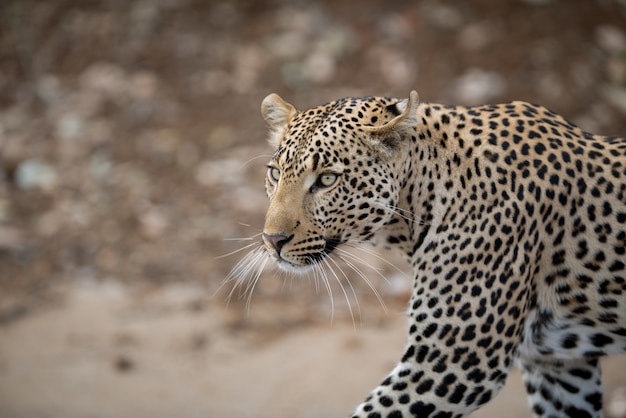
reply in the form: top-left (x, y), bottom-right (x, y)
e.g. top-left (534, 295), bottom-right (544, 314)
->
top-left (222, 231), bottom-right (263, 241)
top-left (316, 258), bottom-right (335, 324)
top-left (240, 154), bottom-right (274, 168)
top-left (326, 253), bottom-right (363, 327)
top-left (335, 248), bottom-right (388, 313)
top-left (342, 243), bottom-right (409, 282)
top-left (321, 255), bottom-right (358, 329)
top-left (372, 199), bottom-right (431, 226)
top-left (243, 253), bottom-right (270, 313)
top-left (224, 246), bottom-right (267, 304)
top-left (216, 240), bottom-right (263, 259)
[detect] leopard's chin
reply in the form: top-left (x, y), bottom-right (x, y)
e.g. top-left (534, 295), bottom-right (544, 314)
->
top-left (274, 257), bottom-right (314, 274)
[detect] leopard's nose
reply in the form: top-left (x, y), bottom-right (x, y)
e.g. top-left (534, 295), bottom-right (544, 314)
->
top-left (262, 232), bottom-right (293, 254)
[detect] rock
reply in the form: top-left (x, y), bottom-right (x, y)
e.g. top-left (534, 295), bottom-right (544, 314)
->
top-left (15, 159), bottom-right (58, 190)
top-left (603, 85), bottom-right (626, 114)
top-left (195, 158), bottom-right (244, 187)
top-left (280, 61), bottom-right (309, 88)
top-left (596, 25), bottom-right (626, 55)
top-left (305, 49), bottom-right (336, 84)
top-left (607, 386), bottom-right (626, 418)
top-left (450, 68), bottom-right (507, 105)
top-left (200, 70), bottom-right (231, 96)
top-left (536, 72), bottom-right (564, 101)
top-left (420, 2), bottom-right (462, 30)
top-left (139, 207), bottom-right (169, 240)
top-left (89, 150), bottom-right (112, 181)
top-left (80, 62), bottom-right (127, 98)
top-left (0, 226), bottom-right (25, 250)
top-left (232, 44), bottom-right (266, 94)
top-left (36, 75), bottom-right (63, 105)
top-left (128, 71), bottom-right (159, 100)
top-left (56, 113), bottom-right (84, 141)
top-left (267, 32), bottom-right (308, 60)
top-left (458, 22), bottom-right (494, 52)
top-left (519, 0), bottom-right (551, 5)
top-left (369, 47), bottom-right (415, 89)
top-left (607, 55), bottom-right (626, 85)
top-left (207, 125), bottom-right (236, 151)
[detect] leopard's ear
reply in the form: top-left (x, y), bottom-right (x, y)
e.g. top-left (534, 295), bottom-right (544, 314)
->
top-left (362, 90), bottom-right (419, 156)
top-left (364, 90), bottom-right (419, 134)
top-left (262, 93), bottom-right (297, 148)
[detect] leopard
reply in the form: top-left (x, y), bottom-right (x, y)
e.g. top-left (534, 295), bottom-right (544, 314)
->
top-left (230, 89), bottom-right (626, 418)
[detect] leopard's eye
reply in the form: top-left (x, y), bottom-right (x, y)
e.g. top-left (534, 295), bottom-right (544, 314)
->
top-left (317, 173), bottom-right (338, 188)
top-left (268, 167), bottom-right (281, 183)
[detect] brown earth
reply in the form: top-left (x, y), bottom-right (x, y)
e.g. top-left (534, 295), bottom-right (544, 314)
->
top-left (1, 1), bottom-right (626, 417)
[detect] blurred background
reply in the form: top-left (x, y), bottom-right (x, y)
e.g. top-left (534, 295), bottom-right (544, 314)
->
top-left (1, 0), bottom-right (626, 417)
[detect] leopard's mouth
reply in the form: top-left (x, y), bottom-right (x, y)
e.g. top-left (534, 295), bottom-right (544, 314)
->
top-left (273, 237), bottom-right (343, 270)
top-left (305, 237), bottom-right (342, 264)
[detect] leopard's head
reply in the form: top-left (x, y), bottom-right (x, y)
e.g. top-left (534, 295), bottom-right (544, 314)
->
top-left (260, 91), bottom-right (419, 272)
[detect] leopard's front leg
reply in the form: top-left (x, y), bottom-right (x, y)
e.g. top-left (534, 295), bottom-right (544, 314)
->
top-left (520, 358), bottom-right (603, 418)
top-left (350, 235), bottom-right (530, 417)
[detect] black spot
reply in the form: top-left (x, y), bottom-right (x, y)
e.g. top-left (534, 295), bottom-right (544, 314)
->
top-left (562, 334), bottom-right (578, 349)
top-left (590, 333), bottom-right (614, 347)
top-left (483, 150), bottom-right (498, 163)
top-left (448, 383), bottom-right (468, 404)
top-left (379, 395), bottom-right (393, 407)
top-left (402, 345), bottom-right (416, 362)
top-left (424, 323), bottom-right (438, 338)
top-left (564, 407), bottom-right (592, 418)
top-left (386, 103), bottom-right (401, 117)
top-left (416, 379), bottom-right (435, 394)
top-left (410, 401), bottom-right (435, 417)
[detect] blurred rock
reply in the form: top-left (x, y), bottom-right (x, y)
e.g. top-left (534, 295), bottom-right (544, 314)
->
top-left (195, 159), bottom-right (244, 187)
top-left (603, 85), bottom-right (626, 114)
top-left (449, 68), bottom-right (506, 105)
top-left (608, 386), bottom-right (626, 418)
top-left (519, 0), bottom-right (551, 5)
top-left (232, 44), bottom-right (266, 94)
top-left (607, 54), bottom-right (626, 85)
top-left (305, 49), bottom-right (336, 84)
top-left (56, 113), bottom-right (84, 141)
top-left (80, 62), bottom-right (127, 100)
top-left (0, 198), bottom-right (10, 223)
top-left (89, 150), bottom-right (113, 182)
top-left (319, 27), bottom-right (358, 58)
top-left (281, 61), bottom-right (309, 88)
top-left (200, 70), bottom-right (231, 96)
top-left (378, 12), bottom-right (415, 42)
top-left (136, 128), bottom-right (180, 162)
top-left (129, 71), bottom-right (159, 100)
top-left (596, 25), bottom-right (626, 55)
top-left (140, 207), bottom-right (169, 240)
top-left (458, 22), bottom-right (494, 52)
top-left (420, 2), bottom-right (462, 30)
top-left (207, 125), bottom-right (236, 150)
top-left (370, 47), bottom-right (416, 89)
top-left (15, 159), bottom-right (58, 190)
top-left (0, 226), bottom-right (25, 250)
top-left (267, 32), bottom-right (308, 60)
top-left (36, 75), bottom-right (63, 105)
top-left (536, 72), bottom-right (564, 101)
top-left (36, 209), bottom-right (62, 237)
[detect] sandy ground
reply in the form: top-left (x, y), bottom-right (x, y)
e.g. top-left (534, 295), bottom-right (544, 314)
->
top-left (1, 281), bottom-right (625, 418)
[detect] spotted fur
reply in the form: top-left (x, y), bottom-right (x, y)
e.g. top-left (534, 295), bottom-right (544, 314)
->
top-left (247, 90), bottom-right (626, 417)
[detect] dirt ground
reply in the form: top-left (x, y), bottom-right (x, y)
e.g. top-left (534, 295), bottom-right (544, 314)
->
top-left (1, 1), bottom-right (626, 417)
